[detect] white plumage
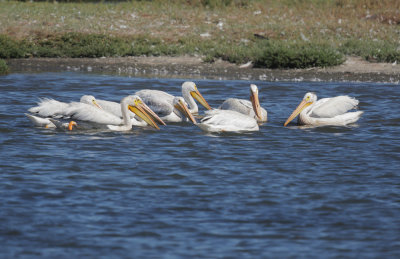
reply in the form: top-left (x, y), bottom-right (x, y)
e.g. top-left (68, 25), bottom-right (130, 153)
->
top-left (219, 84), bottom-right (267, 122)
top-left (28, 95), bottom-right (163, 131)
top-left (27, 95), bottom-right (101, 128)
top-left (197, 109), bottom-right (259, 133)
top-left (135, 81), bottom-right (212, 122)
top-left (284, 92), bottom-right (364, 126)
top-left (63, 95), bottom-right (163, 131)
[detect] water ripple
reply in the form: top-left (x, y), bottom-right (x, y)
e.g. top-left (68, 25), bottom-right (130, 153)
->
top-left (0, 73), bottom-right (399, 258)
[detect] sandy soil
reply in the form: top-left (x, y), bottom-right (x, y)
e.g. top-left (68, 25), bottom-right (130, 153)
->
top-left (6, 56), bottom-right (400, 83)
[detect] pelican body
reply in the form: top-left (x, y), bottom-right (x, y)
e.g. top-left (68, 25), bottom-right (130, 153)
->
top-left (27, 95), bottom-right (102, 128)
top-left (62, 95), bottom-right (164, 131)
top-left (197, 109), bottom-right (259, 133)
top-left (135, 81), bottom-right (212, 122)
top-left (284, 92), bottom-right (363, 127)
top-left (219, 84), bottom-right (267, 122)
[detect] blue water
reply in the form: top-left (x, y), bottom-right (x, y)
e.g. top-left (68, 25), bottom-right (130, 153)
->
top-left (1, 73), bottom-right (400, 258)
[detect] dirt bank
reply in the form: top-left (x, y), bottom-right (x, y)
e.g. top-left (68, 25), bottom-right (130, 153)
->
top-left (6, 56), bottom-right (400, 83)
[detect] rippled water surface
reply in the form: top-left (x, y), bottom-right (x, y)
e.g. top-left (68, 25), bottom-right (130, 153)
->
top-left (1, 73), bottom-right (400, 258)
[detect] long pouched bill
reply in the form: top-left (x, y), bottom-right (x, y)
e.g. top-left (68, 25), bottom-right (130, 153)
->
top-left (284, 99), bottom-right (312, 127)
top-left (174, 100), bottom-right (197, 124)
top-left (138, 101), bottom-right (166, 126)
top-left (190, 89), bottom-right (212, 110)
top-left (250, 90), bottom-right (262, 120)
top-left (128, 104), bottom-right (161, 130)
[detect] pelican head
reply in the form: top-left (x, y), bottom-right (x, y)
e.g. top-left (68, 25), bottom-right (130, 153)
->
top-left (284, 92), bottom-right (317, 126)
top-left (173, 97), bottom-right (197, 124)
top-left (126, 95), bottom-right (166, 129)
top-left (80, 95), bottom-right (102, 109)
top-left (249, 84), bottom-right (263, 121)
top-left (182, 81), bottom-right (212, 112)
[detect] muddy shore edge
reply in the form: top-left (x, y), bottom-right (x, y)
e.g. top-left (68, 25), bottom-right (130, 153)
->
top-left (7, 56), bottom-right (400, 83)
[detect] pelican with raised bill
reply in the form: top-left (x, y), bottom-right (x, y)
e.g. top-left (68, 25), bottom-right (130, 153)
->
top-left (26, 95), bottom-right (102, 128)
top-left (135, 81), bottom-right (212, 122)
top-left (284, 92), bottom-right (364, 127)
top-left (219, 84), bottom-right (267, 122)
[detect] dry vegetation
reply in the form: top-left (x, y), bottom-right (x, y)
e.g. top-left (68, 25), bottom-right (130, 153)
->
top-left (1, 0), bottom-right (398, 42)
top-left (0, 0), bottom-right (399, 69)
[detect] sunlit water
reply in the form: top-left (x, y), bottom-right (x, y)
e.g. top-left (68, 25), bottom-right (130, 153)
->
top-left (1, 73), bottom-right (399, 258)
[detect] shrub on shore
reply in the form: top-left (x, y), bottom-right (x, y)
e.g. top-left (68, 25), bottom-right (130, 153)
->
top-left (0, 35), bottom-right (27, 59)
top-left (29, 33), bottom-right (133, 58)
top-left (1, 32), bottom-right (399, 69)
top-left (0, 59), bottom-right (9, 75)
top-left (254, 42), bottom-right (345, 69)
top-left (340, 39), bottom-right (400, 63)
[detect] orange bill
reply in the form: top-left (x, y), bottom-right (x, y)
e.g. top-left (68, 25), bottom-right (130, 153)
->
top-left (284, 99), bottom-right (312, 127)
top-left (174, 99), bottom-right (197, 124)
top-left (250, 89), bottom-right (262, 120)
top-left (190, 88), bottom-right (212, 110)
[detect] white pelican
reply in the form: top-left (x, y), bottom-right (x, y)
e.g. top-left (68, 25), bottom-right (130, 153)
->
top-left (25, 113), bottom-right (79, 130)
top-left (63, 95), bottom-right (164, 131)
top-left (219, 84), bottom-right (268, 122)
top-left (135, 81), bottom-right (212, 122)
top-left (197, 109), bottom-right (259, 133)
top-left (27, 95), bottom-right (102, 128)
top-left (284, 92), bottom-right (364, 127)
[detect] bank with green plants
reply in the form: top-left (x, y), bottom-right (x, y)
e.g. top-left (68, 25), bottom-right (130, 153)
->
top-left (0, 0), bottom-right (399, 69)
top-left (0, 59), bottom-right (8, 75)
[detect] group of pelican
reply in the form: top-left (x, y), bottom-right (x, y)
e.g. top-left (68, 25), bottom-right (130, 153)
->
top-left (26, 81), bottom-right (364, 133)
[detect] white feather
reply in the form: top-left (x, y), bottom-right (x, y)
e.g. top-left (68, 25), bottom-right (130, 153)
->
top-left (198, 110), bottom-right (259, 133)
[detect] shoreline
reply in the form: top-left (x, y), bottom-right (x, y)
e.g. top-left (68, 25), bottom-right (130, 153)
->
top-left (6, 56), bottom-right (400, 83)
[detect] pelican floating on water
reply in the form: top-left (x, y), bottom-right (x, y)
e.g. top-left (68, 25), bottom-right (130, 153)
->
top-left (284, 92), bottom-right (364, 127)
top-left (197, 109), bottom-right (259, 133)
top-left (219, 84), bottom-right (267, 122)
top-left (62, 95), bottom-right (164, 131)
top-left (27, 95), bottom-right (102, 128)
top-left (135, 81), bottom-right (212, 122)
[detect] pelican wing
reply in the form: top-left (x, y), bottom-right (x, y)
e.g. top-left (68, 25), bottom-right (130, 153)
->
top-left (136, 90), bottom-right (175, 117)
top-left (311, 96), bottom-right (359, 118)
top-left (65, 103), bottom-right (122, 125)
top-left (199, 110), bottom-right (259, 132)
top-left (219, 98), bottom-right (253, 114)
top-left (96, 99), bottom-right (124, 117)
top-left (28, 98), bottom-right (70, 118)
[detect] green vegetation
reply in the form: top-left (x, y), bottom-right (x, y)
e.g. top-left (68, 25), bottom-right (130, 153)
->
top-left (0, 35), bottom-right (26, 59)
top-left (339, 39), bottom-right (400, 63)
top-left (0, 0), bottom-right (399, 69)
top-left (0, 59), bottom-right (9, 75)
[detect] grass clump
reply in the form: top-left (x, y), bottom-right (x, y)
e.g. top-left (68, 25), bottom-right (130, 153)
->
top-left (26, 33), bottom-right (193, 58)
top-left (29, 33), bottom-right (133, 58)
top-left (254, 42), bottom-right (345, 69)
top-left (0, 59), bottom-right (9, 75)
top-left (340, 39), bottom-right (400, 63)
top-left (0, 35), bottom-right (27, 59)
